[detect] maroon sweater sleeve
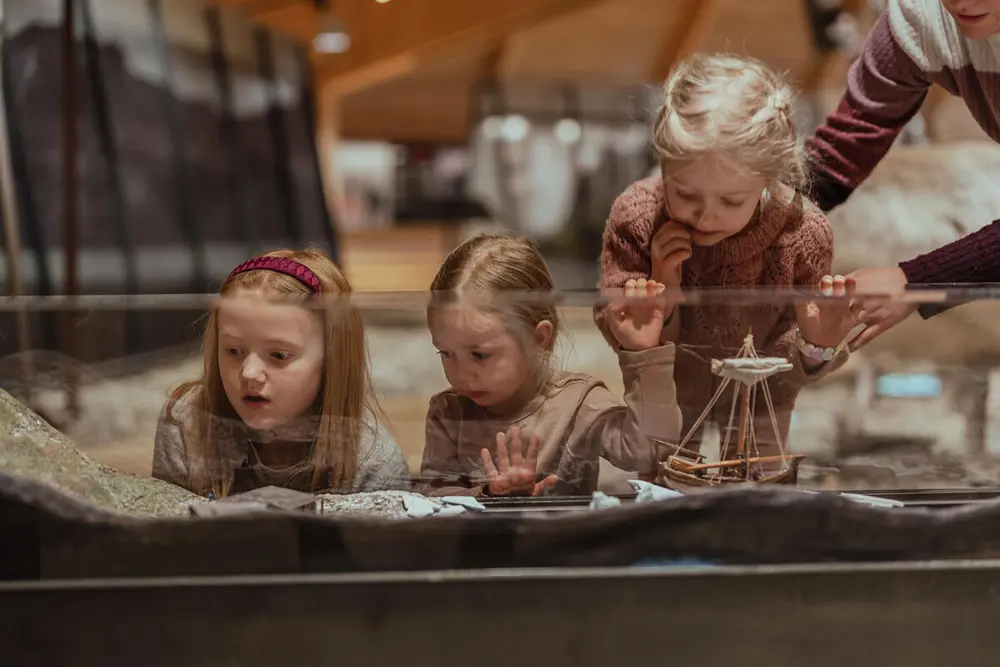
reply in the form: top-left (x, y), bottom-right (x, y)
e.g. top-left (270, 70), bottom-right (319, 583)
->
top-left (805, 15), bottom-right (932, 213)
top-left (899, 221), bottom-right (1000, 320)
top-left (899, 222), bottom-right (1000, 285)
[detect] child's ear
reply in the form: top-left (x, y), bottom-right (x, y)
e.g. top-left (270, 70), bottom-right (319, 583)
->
top-left (534, 320), bottom-right (553, 349)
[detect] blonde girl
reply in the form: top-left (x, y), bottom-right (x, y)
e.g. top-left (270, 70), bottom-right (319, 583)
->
top-left (420, 233), bottom-right (681, 497)
top-left (596, 53), bottom-right (856, 461)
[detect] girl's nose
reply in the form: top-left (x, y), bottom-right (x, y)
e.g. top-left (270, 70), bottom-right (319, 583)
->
top-left (241, 356), bottom-right (265, 381)
top-left (688, 207), bottom-right (708, 230)
top-left (457, 365), bottom-right (476, 384)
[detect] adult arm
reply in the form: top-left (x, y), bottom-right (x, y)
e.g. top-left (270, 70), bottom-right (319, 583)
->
top-left (899, 223), bottom-right (1000, 287)
top-left (806, 11), bottom-right (933, 212)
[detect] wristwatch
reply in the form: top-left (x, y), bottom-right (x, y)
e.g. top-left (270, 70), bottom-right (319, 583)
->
top-left (795, 328), bottom-right (842, 362)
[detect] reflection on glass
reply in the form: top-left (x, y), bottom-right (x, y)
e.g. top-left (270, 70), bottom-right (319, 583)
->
top-left (1, 281), bottom-right (1000, 513)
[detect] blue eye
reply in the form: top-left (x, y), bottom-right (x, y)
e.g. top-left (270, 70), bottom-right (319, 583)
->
top-left (472, 351), bottom-right (490, 361)
top-left (271, 351), bottom-right (292, 361)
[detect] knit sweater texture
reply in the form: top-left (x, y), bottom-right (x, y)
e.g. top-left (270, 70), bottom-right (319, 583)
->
top-left (596, 176), bottom-right (846, 455)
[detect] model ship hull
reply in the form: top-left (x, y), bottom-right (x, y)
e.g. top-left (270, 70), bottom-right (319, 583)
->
top-left (657, 331), bottom-right (804, 494)
top-left (658, 455), bottom-right (804, 493)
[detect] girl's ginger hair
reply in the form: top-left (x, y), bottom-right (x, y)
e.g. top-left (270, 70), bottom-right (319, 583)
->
top-left (653, 52), bottom-right (807, 192)
top-left (429, 233), bottom-right (561, 355)
top-left (171, 248), bottom-right (374, 498)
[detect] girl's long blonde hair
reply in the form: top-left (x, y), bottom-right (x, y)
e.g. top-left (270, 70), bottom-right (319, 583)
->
top-left (170, 248), bottom-right (373, 497)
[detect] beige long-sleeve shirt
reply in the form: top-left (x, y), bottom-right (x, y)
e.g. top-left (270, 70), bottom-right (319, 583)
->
top-left (418, 344), bottom-right (681, 497)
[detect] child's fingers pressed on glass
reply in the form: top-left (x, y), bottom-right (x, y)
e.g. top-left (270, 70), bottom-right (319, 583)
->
top-left (507, 428), bottom-right (525, 469)
top-left (524, 434), bottom-right (541, 471)
top-left (480, 448), bottom-right (499, 479)
top-left (494, 432), bottom-right (511, 474)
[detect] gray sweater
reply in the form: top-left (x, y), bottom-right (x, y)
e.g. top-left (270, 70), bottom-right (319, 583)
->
top-left (152, 386), bottom-right (410, 496)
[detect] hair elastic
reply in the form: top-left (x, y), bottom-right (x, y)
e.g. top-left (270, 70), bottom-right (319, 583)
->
top-left (226, 256), bottom-right (323, 293)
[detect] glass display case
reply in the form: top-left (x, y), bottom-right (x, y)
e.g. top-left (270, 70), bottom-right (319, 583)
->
top-left (1, 286), bottom-right (999, 665)
top-left (6, 287), bottom-right (1000, 495)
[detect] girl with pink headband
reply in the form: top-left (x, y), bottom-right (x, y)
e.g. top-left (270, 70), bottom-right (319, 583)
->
top-left (152, 249), bottom-right (408, 498)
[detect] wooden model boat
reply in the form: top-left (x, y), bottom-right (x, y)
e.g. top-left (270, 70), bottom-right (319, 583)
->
top-left (658, 331), bottom-right (806, 491)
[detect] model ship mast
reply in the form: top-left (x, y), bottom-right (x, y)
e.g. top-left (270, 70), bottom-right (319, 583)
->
top-left (659, 330), bottom-right (806, 489)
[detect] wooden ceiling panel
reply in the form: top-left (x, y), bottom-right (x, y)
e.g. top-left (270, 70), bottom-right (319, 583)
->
top-left (207, 0), bottom-right (866, 142)
top-left (647, 0), bottom-right (721, 82)
top-left (212, 0), bottom-right (836, 91)
top-left (396, 47), bottom-right (490, 85)
top-left (339, 81), bottom-right (472, 142)
top-left (320, 0), bottom-right (610, 72)
top-left (246, 2), bottom-right (318, 42)
top-left (499, 0), bottom-right (675, 84)
top-left (700, 0), bottom-right (815, 83)
top-left (337, 48), bottom-right (485, 142)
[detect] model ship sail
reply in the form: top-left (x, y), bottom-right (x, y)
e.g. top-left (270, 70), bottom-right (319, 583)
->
top-left (659, 331), bottom-right (805, 490)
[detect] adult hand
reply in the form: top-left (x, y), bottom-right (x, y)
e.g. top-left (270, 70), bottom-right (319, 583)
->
top-left (845, 266), bottom-right (917, 351)
top-left (795, 274), bottom-right (859, 349)
top-left (481, 427), bottom-right (560, 497)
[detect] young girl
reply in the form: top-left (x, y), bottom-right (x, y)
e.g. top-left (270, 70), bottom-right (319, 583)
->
top-left (595, 53), bottom-right (857, 461)
top-left (152, 249), bottom-right (409, 498)
top-left (420, 232), bottom-right (681, 497)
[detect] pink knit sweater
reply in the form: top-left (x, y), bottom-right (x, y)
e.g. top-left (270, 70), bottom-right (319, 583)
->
top-left (595, 176), bottom-right (846, 457)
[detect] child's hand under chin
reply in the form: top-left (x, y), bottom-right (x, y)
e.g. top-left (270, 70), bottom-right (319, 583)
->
top-left (650, 220), bottom-right (691, 287)
top-left (795, 274), bottom-right (859, 359)
top-left (606, 279), bottom-right (671, 351)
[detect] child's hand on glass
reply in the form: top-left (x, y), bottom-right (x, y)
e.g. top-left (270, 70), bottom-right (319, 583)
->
top-left (650, 220), bottom-right (691, 287)
top-left (795, 274), bottom-right (859, 350)
top-left (606, 279), bottom-right (671, 350)
top-left (481, 427), bottom-right (560, 497)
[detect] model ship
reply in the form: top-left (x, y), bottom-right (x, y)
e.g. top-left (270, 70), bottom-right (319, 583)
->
top-left (658, 331), bottom-right (806, 491)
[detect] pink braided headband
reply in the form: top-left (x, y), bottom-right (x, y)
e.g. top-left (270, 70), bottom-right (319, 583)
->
top-left (225, 256), bottom-right (322, 293)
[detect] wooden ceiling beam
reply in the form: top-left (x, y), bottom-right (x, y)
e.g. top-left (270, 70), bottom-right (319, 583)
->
top-left (649, 0), bottom-right (721, 83)
top-left (479, 42), bottom-right (507, 81)
top-left (315, 0), bottom-right (612, 96)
